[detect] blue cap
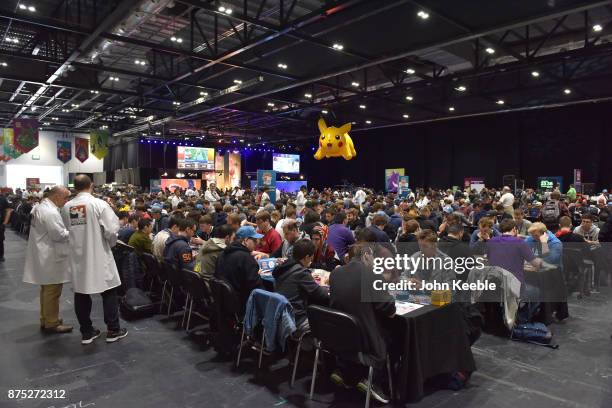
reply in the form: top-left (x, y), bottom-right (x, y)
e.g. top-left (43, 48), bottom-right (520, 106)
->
top-left (195, 203), bottom-right (204, 210)
top-left (236, 226), bottom-right (264, 239)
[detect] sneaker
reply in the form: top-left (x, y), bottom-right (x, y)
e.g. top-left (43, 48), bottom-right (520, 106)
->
top-left (357, 379), bottom-right (390, 404)
top-left (81, 329), bottom-right (101, 345)
top-left (106, 328), bottom-right (128, 343)
top-left (330, 371), bottom-right (351, 389)
top-left (43, 324), bottom-right (73, 334)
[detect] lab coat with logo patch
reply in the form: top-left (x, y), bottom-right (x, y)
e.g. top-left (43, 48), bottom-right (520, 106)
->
top-left (61, 192), bottom-right (121, 294)
top-left (23, 198), bottom-right (71, 285)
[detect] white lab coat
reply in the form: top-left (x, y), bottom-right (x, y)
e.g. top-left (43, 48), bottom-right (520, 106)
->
top-left (205, 189), bottom-right (220, 202)
top-left (296, 191), bottom-right (306, 214)
top-left (61, 192), bottom-right (121, 294)
top-left (23, 199), bottom-right (71, 285)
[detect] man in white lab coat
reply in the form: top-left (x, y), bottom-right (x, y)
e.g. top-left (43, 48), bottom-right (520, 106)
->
top-left (296, 185), bottom-right (307, 215)
top-left (23, 186), bottom-right (73, 334)
top-left (62, 175), bottom-right (127, 345)
top-left (204, 182), bottom-right (221, 203)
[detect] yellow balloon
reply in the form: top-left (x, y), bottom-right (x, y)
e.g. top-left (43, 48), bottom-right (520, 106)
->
top-left (314, 118), bottom-right (356, 160)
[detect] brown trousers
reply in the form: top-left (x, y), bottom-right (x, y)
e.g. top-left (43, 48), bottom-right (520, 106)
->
top-left (40, 284), bottom-right (63, 328)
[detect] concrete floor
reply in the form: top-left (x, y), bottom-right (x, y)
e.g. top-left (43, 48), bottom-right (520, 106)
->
top-left (1, 229), bottom-right (611, 408)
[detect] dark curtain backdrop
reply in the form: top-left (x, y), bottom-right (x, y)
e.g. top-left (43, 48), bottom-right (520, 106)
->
top-left (104, 102), bottom-right (612, 191)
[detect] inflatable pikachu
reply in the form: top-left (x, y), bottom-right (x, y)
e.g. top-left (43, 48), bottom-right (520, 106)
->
top-left (314, 118), bottom-right (356, 160)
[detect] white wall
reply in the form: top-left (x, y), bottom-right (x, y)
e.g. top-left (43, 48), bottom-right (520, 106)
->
top-left (0, 130), bottom-right (104, 188)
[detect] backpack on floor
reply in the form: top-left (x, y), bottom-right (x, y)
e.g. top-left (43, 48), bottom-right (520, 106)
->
top-left (120, 287), bottom-right (156, 320)
top-left (510, 322), bottom-right (559, 349)
top-left (541, 200), bottom-right (560, 223)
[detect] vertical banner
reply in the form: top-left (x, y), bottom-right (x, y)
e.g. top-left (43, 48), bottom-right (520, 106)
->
top-left (149, 179), bottom-right (161, 193)
top-left (1, 128), bottom-right (22, 161)
top-left (214, 152), bottom-right (225, 189)
top-left (228, 152), bottom-right (241, 188)
top-left (384, 168), bottom-right (404, 192)
top-left (12, 119), bottom-right (39, 153)
top-left (75, 137), bottom-right (89, 162)
top-left (57, 140), bottom-right (72, 163)
top-left (90, 129), bottom-right (109, 159)
top-left (257, 169), bottom-right (276, 204)
top-left (398, 176), bottom-right (410, 198)
top-left (26, 178), bottom-right (40, 189)
top-left (573, 169), bottom-right (582, 193)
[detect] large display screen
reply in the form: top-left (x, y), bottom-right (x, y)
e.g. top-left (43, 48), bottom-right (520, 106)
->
top-left (177, 146), bottom-right (215, 170)
top-left (272, 153), bottom-right (300, 174)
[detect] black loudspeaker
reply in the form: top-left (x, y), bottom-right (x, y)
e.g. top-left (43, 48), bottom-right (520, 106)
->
top-left (502, 175), bottom-right (516, 189)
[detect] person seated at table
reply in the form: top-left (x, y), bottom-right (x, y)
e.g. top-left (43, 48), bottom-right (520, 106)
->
top-left (254, 219), bottom-right (309, 260)
top-left (514, 208), bottom-right (532, 237)
top-left (487, 219), bottom-right (543, 323)
top-left (365, 213), bottom-right (392, 243)
top-left (118, 213), bottom-right (139, 243)
top-left (439, 223), bottom-right (474, 279)
top-left (573, 214), bottom-right (600, 244)
top-left (328, 242), bottom-right (396, 404)
top-left (197, 224), bottom-right (234, 280)
top-left (163, 218), bottom-right (197, 270)
top-left (152, 213), bottom-right (184, 261)
top-left (128, 218), bottom-right (153, 256)
top-left (194, 214), bottom-right (214, 243)
top-left (309, 223), bottom-right (342, 271)
top-left (525, 222), bottom-right (563, 268)
top-left (402, 229), bottom-right (455, 291)
top-left (273, 239), bottom-right (329, 332)
top-left (416, 205), bottom-right (438, 232)
top-left (214, 226), bottom-right (264, 314)
top-left (254, 211), bottom-right (283, 255)
top-left (470, 217), bottom-right (500, 255)
top-left (328, 212), bottom-right (356, 262)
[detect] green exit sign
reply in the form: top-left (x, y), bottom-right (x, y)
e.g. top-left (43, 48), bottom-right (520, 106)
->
top-left (540, 180), bottom-right (553, 189)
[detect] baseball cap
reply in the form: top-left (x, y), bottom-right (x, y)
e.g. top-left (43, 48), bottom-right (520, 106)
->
top-left (150, 206), bottom-right (162, 214)
top-left (236, 226), bottom-right (264, 239)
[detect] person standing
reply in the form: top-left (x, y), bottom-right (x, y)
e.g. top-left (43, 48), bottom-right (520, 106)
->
top-left (499, 186), bottom-right (515, 217)
top-left (0, 191), bottom-right (13, 262)
top-left (23, 186), bottom-right (73, 333)
top-left (62, 175), bottom-right (127, 345)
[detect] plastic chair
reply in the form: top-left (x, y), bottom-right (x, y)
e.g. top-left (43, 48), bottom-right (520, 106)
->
top-left (306, 305), bottom-right (393, 408)
top-left (161, 260), bottom-right (185, 320)
top-left (140, 252), bottom-right (162, 294)
top-left (181, 269), bottom-right (212, 332)
top-left (210, 278), bottom-right (242, 356)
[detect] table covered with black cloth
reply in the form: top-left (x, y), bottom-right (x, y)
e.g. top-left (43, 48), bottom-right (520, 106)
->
top-left (390, 302), bottom-right (477, 403)
top-left (524, 267), bottom-right (569, 324)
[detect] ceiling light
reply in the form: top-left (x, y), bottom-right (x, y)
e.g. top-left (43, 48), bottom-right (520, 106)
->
top-left (62, 109), bottom-right (69, 112)
top-left (155, 131), bottom-right (161, 135)
top-left (403, 114), bottom-right (409, 119)
top-left (321, 110), bottom-right (328, 114)
top-left (225, 8), bottom-right (232, 14)
top-left (277, 63), bottom-right (288, 69)
top-left (455, 85), bottom-right (467, 92)
top-left (304, 93), bottom-right (312, 98)
top-left (267, 102), bottom-right (275, 107)
top-left (171, 36), bottom-right (183, 43)
top-left (496, 99), bottom-right (505, 105)
top-left (200, 91), bottom-right (208, 96)
top-left (5, 37), bottom-right (19, 43)
top-left (0, 62), bottom-right (7, 67)
top-left (71, 104), bottom-right (79, 108)
top-left (405, 95), bottom-right (413, 101)
top-left (417, 10), bottom-right (429, 20)
top-left (449, 106), bottom-right (455, 112)
top-left (52, 117), bottom-right (58, 120)
top-left (593, 24), bottom-right (603, 32)
top-left (90, 90), bottom-right (99, 94)
top-left (351, 81), bottom-right (360, 87)
top-left (485, 47), bottom-right (495, 54)
top-left (28, 6), bottom-right (36, 12)
top-left (332, 43), bottom-right (344, 50)
top-left (134, 59), bottom-right (146, 66)
top-left (359, 104), bottom-right (366, 109)
top-left (109, 76), bottom-right (119, 81)
top-left (406, 68), bottom-right (416, 75)
top-left (173, 101), bottom-right (181, 105)
top-left (43, 122), bottom-right (50, 126)
top-left (564, 88), bottom-right (571, 95)
top-left (365, 120), bottom-right (372, 124)
top-left (233, 79), bottom-right (242, 84)
top-left (531, 71), bottom-right (540, 78)
top-left (218, 6), bottom-right (225, 12)
top-left (19, 4), bottom-right (26, 9)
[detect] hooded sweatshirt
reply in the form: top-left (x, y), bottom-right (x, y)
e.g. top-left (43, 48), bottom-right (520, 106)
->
top-left (272, 260), bottom-right (329, 325)
top-left (198, 237), bottom-right (226, 279)
top-left (163, 234), bottom-right (195, 270)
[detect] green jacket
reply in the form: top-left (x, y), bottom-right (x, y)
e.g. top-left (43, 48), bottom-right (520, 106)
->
top-left (128, 230), bottom-right (153, 256)
top-left (566, 187), bottom-right (577, 202)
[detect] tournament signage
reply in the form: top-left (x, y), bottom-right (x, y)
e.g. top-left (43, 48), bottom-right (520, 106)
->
top-left (464, 177), bottom-right (485, 192)
top-left (537, 176), bottom-right (563, 191)
top-left (57, 140), bottom-right (72, 163)
top-left (90, 130), bottom-right (109, 159)
top-left (257, 169), bottom-right (277, 204)
top-left (573, 169), bottom-right (582, 193)
top-left (1, 128), bottom-right (22, 161)
top-left (75, 137), bottom-right (89, 162)
top-left (398, 176), bottom-right (410, 198)
top-left (12, 119), bottom-right (39, 153)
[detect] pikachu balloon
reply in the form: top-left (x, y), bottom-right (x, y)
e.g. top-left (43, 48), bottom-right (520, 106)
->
top-left (314, 118), bottom-right (356, 160)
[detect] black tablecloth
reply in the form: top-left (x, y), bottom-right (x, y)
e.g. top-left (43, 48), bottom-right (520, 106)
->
top-left (524, 267), bottom-right (569, 324)
top-left (392, 303), bottom-right (477, 403)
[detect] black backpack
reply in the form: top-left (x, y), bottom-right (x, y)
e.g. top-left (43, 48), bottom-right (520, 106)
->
top-left (541, 200), bottom-right (560, 223)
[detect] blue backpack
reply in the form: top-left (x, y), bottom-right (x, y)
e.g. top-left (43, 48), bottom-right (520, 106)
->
top-left (510, 322), bottom-right (559, 349)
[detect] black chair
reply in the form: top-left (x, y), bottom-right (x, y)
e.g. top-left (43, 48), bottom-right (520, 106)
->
top-left (161, 260), bottom-right (186, 320)
top-left (181, 269), bottom-right (212, 332)
top-left (210, 278), bottom-right (242, 356)
top-left (140, 253), bottom-right (163, 295)
top-left (307, 305), bottom-right (393, 408)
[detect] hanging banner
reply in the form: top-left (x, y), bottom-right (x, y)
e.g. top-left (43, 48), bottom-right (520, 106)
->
top-left (398, 176), bottom-right (410, 198)
top-left (257, 169), bottom-right (277, 204)
top-left (75, 137), bottom-right (89, 162)
top-left (384, 168), bottom-right (404, 192)
top-left (12, 118), bottom-right (39, 153)
top-left (1, 128), bottom-right (22, 161)
top-left (57, 140), bottom-right (72, 163)
top-left (90, 129), bottom-right (109, 159)
top-left (573, 169), bottom-right (582, 193)
top-left (26, 178), bottom-right (40, 189)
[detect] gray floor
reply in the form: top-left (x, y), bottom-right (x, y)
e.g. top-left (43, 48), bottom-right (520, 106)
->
top-left (1, 229), bottom-right (611, 408)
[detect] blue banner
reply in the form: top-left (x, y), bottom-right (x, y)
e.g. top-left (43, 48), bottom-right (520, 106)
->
top-left (398, 176), bottom-right (410, 198)
top-left (257, 169), bottom-right (277, 204)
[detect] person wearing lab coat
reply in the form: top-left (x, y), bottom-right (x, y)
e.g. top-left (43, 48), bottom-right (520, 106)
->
top-left (23, 186), bottom-right (73, 334)
top-left (204, 182), bottom-right (221, 203)
top-left (62, 175), bottom-right (128, 345)
top-left (296, 185), bottom-right (307, 215)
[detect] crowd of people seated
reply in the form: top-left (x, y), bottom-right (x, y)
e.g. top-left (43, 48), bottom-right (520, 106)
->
top-left (6, 181), bottom-right (612, 404)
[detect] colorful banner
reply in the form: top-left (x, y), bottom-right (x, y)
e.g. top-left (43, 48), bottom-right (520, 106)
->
top-left (1, 128), bottom-right (22, 161)
top-left (573, 169), bottom-right (582, 193)
top-left (537, 176), bottom-right (563, 191)
top-left (228, 152), bottom-right (241, 188)
top-left (160, 179), bottom-right (201, 192)
top-left (26, 178), bottom-right (40, 189)
top-left (12, 119), bottom-right (39, 153)
top-left (149, 179), bottom-right (161, 193)
top-left (257, 169), bottom-right (277, 204)
top-left (57, 140), bottom-right (72, 163)
top-left (398, 176), bottom-right (410, 198)
top-left (90, 130), bottom-right (109, 160)
top-left (75, 137), bottom-right (89, 162)
top-left (384, 168), bottom-right (404, 192)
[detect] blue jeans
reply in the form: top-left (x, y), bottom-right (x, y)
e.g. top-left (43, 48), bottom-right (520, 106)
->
top-left (518, 283), bottom-right (540, 323)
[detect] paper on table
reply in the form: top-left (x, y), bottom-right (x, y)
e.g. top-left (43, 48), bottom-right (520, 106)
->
top-left (395, 301), bottom-right (424, 316)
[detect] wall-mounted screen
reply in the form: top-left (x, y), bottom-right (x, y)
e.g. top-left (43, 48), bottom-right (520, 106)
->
top-left (177, 146), bottom-right (215, 170)
top-left (272, 153), bottom-right (300, 174)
